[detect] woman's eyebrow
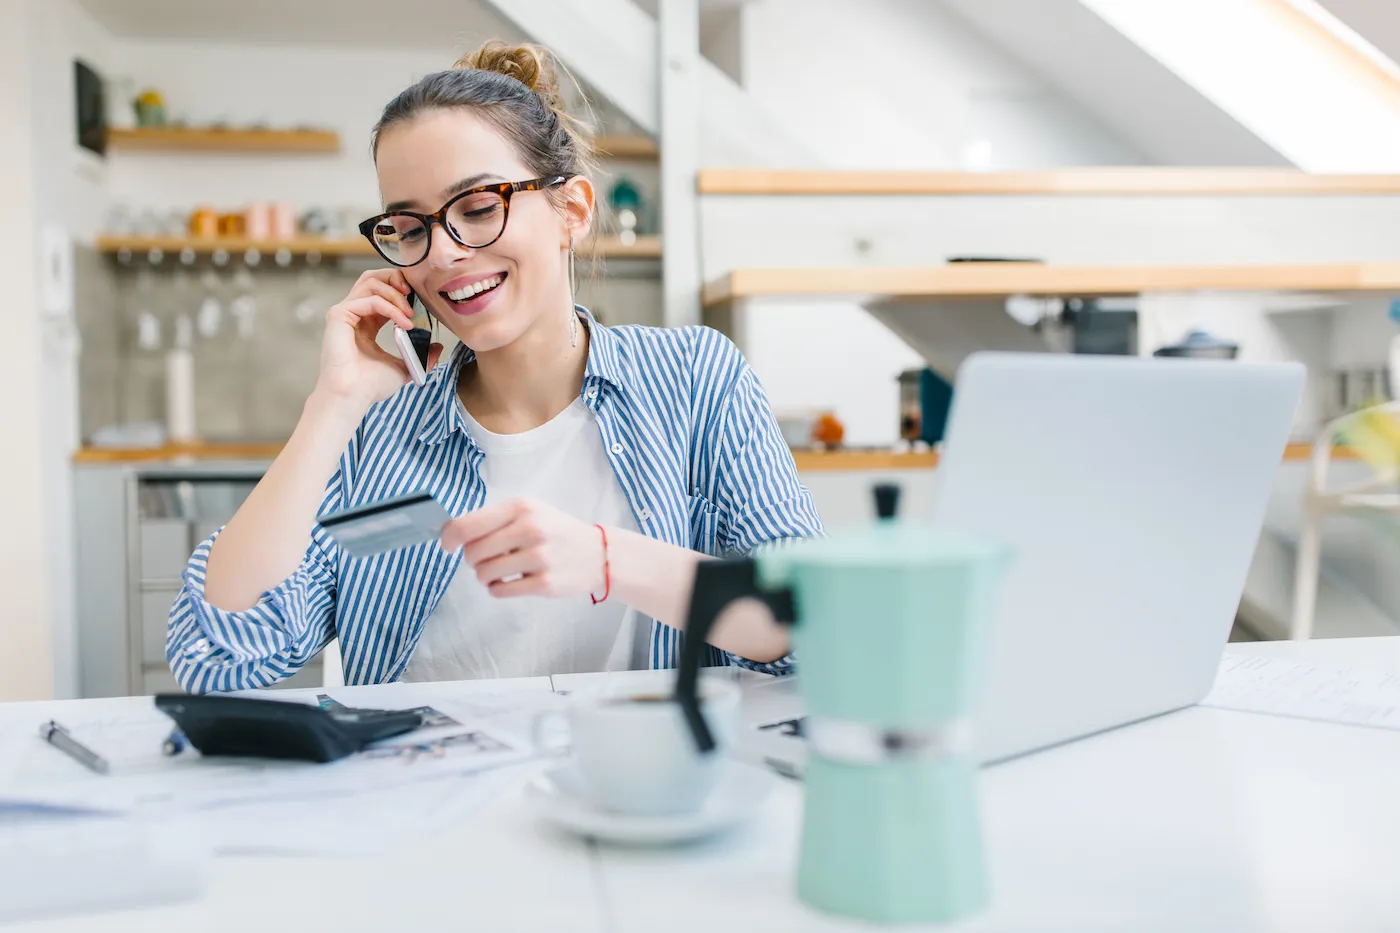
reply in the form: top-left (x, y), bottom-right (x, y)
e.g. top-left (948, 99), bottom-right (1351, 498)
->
top-left (383, 173), bottom-right (506, 212)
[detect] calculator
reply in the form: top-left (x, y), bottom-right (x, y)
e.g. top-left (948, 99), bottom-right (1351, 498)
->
top-left (154, 694), bottom-right (425, 763)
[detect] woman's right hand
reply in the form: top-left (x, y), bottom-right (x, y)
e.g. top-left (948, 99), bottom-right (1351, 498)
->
top-left (312, 269), bottom-right (439, 412)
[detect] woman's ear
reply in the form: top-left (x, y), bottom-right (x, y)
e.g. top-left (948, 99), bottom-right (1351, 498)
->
top-left (560, 176), bottom-right (595, 246)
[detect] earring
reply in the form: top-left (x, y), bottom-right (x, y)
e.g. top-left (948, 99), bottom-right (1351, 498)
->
top-left (568, 243), bottom-right (578, 348)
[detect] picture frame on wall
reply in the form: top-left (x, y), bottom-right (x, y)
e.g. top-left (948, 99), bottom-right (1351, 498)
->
top-left (74, 59), bottom-right (107, 156)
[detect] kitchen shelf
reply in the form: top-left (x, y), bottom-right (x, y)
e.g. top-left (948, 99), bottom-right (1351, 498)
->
top-left (594, 134), bottom-right (658, 159)
top-left (97, 234), bottom-right (662, 261)
top-left (697, 168), bottom-right (1400, 196)
top-left (593, 235), bottom-right (662, 259)
top-left (98, 235), bottom-right (372, 257)
top-left (105, 127), bottom-right (341, 153)
top-left (702, 264), bottom-right (1400, 307)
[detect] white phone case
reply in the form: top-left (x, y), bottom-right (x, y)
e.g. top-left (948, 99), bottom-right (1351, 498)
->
top-left (393, 327), bottom-right (427, 387)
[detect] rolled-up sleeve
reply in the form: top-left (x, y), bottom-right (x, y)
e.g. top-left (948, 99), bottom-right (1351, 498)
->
top-left (166, 471), bottom-right (346, 694)
top-left (711, 359), bottom-right (825, 674)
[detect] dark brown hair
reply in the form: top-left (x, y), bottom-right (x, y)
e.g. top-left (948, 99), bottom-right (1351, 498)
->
top-left (371, 40), bottom-right (597, 208)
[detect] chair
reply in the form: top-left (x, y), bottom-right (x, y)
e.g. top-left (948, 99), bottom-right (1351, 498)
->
top-left (1291, 401), bottom-right (1400, 640)
top-left (321, 636), bottom-right (346, 688)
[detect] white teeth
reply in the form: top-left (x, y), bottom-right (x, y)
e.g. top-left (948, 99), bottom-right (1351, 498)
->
top-left (446, 275), bottom-right (503, 302)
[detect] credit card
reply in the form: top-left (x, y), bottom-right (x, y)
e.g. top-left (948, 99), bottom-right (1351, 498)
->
top-left (316, 491), bottom-right (452, 559)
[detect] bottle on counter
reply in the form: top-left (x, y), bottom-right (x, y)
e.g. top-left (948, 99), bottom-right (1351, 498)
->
top-left (165, 315), bottom-right (198, 445)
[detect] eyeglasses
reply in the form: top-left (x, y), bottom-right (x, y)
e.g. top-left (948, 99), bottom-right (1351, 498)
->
top-left (358, 175), bottom-right (567, 267)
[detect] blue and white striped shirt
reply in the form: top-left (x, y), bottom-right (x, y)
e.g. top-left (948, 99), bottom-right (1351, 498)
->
top-left (167, 311), bottom-right (825, 693)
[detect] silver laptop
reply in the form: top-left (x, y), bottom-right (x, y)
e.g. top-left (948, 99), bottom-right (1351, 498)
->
top-left (741, 352), bottom-right (1304, 773)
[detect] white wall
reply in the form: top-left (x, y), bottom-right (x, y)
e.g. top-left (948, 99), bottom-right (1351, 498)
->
top-left (725, 0), bottom-right (1145, 447)
top-left (2, 0), bottom-right (54, 700)
top-left (11, 0), bottom-right (114, 699)
top-left (105, 42), bottom-right (457, 217)
top-left (1331, 299), bottom-right (1398, 369)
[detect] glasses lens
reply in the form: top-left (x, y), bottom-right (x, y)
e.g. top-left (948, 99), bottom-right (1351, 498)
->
top-left (371, 215), bottom-right (428, 266)
top-left (446, 190), bottom-right (507, 248)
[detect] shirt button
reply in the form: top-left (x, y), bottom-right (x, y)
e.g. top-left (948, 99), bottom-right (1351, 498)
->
top-left (610, 442), bottom-right (624, 454)
top-left (638, 508), bottom-right (652, 521)
top-left (586, 387), bottom-right (599, 400)
top-left (185, 638), bottom-right (212, 659)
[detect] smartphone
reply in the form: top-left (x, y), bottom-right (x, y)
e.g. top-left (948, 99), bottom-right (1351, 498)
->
top-left (394, 327), bottom-right (429, 386)
top-left (393, 289), bottom-right (431, 387)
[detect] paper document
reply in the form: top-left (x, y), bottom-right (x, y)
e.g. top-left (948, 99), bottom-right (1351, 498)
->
top-left (0, 690), bottom-right (542, 815)
top-left (0, 813), bottom-right (207, 922)
top-left (199, 763), bottom-right (536, 856)
top-left (1201, 654), bottom-right (1400, 731)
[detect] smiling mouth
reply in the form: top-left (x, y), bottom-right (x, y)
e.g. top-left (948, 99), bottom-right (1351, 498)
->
top-left (441, 273), bottom-right (507, 307)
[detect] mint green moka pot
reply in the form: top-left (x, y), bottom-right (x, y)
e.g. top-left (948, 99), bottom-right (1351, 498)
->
top-left (677, 485), bottom-right (1011, 925)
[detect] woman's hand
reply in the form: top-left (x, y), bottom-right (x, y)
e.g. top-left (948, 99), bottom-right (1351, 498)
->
top-left (440, 498), bottom-right (606, 599)
top-left (440, 497), bottom-right (789, 662)
top-left (313, 269), bottom-right (443, 412)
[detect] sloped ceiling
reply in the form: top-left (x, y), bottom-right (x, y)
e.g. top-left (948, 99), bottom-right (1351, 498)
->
top-left (939, 0), bottom-right (1291, 166)
top-left (1317, 0), bottom-right (1400, 67)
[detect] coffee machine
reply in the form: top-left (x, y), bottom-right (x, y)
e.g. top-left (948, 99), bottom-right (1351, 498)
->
top-left (677, 486), bottom-right (1011, 924)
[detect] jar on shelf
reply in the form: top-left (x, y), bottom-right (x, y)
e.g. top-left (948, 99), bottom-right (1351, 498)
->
top-left (189, 207), bottom-right (219, 239)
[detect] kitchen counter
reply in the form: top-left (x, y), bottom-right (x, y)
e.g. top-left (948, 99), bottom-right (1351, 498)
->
top-left (73, 442), bottom-right (283, 464)
top-left (73, 441), bottom-right (1353, 470)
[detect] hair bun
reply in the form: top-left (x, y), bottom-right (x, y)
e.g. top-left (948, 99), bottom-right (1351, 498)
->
top-left (456, 40), bottom-right (564, 111)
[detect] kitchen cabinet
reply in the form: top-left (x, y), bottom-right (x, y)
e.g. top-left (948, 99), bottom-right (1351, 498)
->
top-left (73, 461), bottom-right (325, 697)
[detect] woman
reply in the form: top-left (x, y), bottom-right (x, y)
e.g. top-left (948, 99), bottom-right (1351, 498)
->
top-left (166, 41), bottom-right (823, 693)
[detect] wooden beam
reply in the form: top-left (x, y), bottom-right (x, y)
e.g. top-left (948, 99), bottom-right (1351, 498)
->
top-left (697, 167), bottom-right (1400, 196)
top-left (702, 264), bottom-right (1400, 307)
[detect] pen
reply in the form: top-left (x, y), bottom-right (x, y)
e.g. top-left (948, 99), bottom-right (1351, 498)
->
top-left (38, 720), bottom-right (110, 775)
top-left (162, 728), bottom-right (188, 756)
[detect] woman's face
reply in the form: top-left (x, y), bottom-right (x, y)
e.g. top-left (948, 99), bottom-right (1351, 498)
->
top-left (373, 108), bottom-right (592, 353)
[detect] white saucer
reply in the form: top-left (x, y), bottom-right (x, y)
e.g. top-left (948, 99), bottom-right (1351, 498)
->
top-left (523, 760), bottom-right (777, 845)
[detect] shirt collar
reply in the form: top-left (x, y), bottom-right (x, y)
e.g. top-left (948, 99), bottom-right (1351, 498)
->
top-left (417, 306), bottom-right (622, 447)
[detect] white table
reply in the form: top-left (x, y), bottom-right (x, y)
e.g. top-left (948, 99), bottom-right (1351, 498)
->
top-left (8, 639), bottom-right (1400, 932)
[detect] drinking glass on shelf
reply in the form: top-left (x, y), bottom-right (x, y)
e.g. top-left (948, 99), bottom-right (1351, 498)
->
top-left (197, 268), bottom-right (223, 339)
top-left (230, 266), bottom-right (258, 340)
top-left (293, 251), bottom-right (324, 325)
top-left (133, 267), bottom-right (162, 352)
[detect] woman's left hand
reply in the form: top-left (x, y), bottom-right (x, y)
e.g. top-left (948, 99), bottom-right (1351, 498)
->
top-left (440, 498), bottom-right (606, 599)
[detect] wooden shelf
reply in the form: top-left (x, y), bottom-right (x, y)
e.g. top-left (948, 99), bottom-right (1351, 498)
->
top-left (98, 235), bottom-right (371, 257)
top-left (594, 134), bottom-right (658, 159)
top-left (97, 234), bottom-right (661, 261)
top-left (590, 234), bottom-right (662, 260)
top-left (702, 264), bottom-right (1400, 307)
top-left (697, 168), bottom-right (1400, 196)
top-left (106, 127), bottom-right (340, 153)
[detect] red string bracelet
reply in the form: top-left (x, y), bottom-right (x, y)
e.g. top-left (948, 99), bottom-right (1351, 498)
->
top-left (591, 524), bottom-right (612, 605)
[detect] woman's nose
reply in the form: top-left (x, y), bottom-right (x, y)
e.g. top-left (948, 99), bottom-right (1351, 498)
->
top-left (425, 222), bottom-right (472, 269)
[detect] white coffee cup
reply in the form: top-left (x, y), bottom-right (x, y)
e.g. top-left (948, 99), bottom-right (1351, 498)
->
top-left (535, 679), bottom-right (742, 816)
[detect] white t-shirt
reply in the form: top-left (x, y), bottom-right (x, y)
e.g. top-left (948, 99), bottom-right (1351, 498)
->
top-left (400, 396), bottom-right (642, 682)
